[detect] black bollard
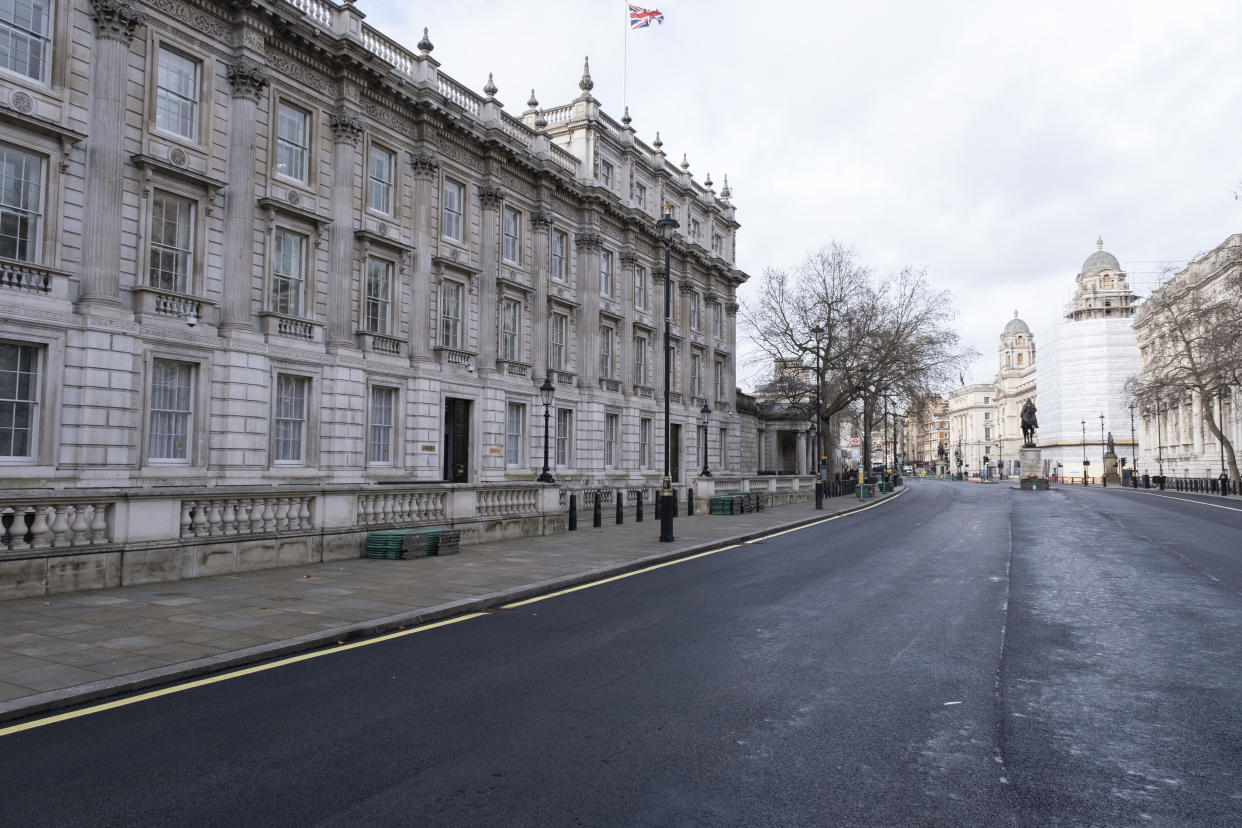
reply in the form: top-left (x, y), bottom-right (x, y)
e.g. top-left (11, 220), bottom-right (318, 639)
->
top-left (636, 490), bottom-right (644, 522)
top-left (687, 487), bottom-right (694, 516)
top-left (616, 490), bottom-right (624, 525)
top-left (569, 493), bottom-right (578, 531)
top-left (593, 491), bottom-right (602, 528)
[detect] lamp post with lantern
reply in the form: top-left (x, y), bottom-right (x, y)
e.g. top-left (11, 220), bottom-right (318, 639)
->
top-left (656, 205), bottom-right (679, 543)
top-left (811, 323), bottom-right (824, 509)
top-left (537, 375), bottom-right (556, 484)
top-left (699, 400), bottom-right (712, 477)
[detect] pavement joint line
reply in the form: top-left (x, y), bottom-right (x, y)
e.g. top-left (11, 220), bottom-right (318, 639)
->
top-left (0, 490), bottom-right (905, 729)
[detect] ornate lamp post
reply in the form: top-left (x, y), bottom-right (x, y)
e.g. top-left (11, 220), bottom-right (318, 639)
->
top-left (1129, 403), bottom-right (1137, 485)
top-left (699, 400), bottom-right (712, 477)
top-left (537, 375), bottom-right (556, 483)
top-left (1157, 402), bottom-right (1165, 476)
top-left (811, 323), bottom-right (824, 509)
top-left (656, 205), bottom-right (679, 543)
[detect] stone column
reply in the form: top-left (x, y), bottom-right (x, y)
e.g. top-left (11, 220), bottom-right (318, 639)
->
top-left (408, 152), bottom-right (438, 363)
top-left (78, 0), bottom-right (144, 310)
top-left (725, 300), bottom-right (739, 410)
top-left (530, 210), bottom-right (553, 381)
top-left (220, 60), bottom-right (269, 334)
top-left (575, 230), bottom-right (603, 388)
top-left (619, 250), bottom-right (638, 394)
top-left (679, 278), bottom-right (693, 399)
top-left (796, 431), bottom-right (807, 475)
top-left (477, 184), bottom-right (504, 372)
top-left (327, 110), bottom-right (364, 351)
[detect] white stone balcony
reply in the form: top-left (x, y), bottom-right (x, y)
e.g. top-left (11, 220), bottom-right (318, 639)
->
top-left (260, 312), bottom-right (324, 343)
top-left (132, 286), bottom-right (214, 326)
top-left (0, 257), bottom-right (72, 300)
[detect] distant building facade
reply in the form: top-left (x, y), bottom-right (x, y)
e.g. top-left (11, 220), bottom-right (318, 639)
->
top-left (991, 312), bottom-right (1037, 476)
top-left (947, 383), bottom-right (994, 475)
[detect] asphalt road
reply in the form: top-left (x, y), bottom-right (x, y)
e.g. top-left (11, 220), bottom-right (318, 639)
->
top-left (3, 483), bottom-right (1241, 826)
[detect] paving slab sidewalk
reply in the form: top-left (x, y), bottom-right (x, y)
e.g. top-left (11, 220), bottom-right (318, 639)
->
top-left (0, 491), bottom-right (900, 724)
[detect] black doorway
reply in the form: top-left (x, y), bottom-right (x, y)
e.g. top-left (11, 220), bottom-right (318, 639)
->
top-left (444, 398), bottom-right (470, 483)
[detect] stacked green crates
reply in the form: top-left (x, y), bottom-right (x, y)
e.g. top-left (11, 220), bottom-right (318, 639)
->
top-left (366, 527), bottom-right (461, 559)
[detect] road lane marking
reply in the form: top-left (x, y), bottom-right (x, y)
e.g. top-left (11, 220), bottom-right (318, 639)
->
top-left (744, 491), bottom-right (903, 543)
top-left (0, 612), bottom-right (487, 738)
top-left (1123, 490), bottom-right (1242, 512)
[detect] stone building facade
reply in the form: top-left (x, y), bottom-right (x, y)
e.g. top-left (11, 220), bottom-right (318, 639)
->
top-left (1133, 234), bottom-right (1241, 480)
top-left (991, 312), bottom-right (1036, 476)
top-left (947, 383), bottom-right (994, 476)
top-left (0, 0), bottom-right (757, 595)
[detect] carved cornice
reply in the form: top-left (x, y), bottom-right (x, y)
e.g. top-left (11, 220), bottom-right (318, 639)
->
top-left (619, 250), bottom-right (639, 268)
top-left (91, 0), bottom-right (145, 43)
top-left (529, 210), bottom-right (554, 230)
top-left (329, 110), bottom-right (365, 145)
top-left (226, 59), bottom-right (270, 101)
top-left (725, 302), bottom-right (739, 315)
top-left (409, 151), bottom-right (440, 179)
top-left (678, 281), bottom-right (695, 295)
top-left (574, 231), bottom-right (603, 252)
top-left (478, 184), bottom-right (505, 209)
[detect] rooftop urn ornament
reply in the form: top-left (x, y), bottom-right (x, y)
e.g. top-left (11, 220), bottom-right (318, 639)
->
top-left (1097, 235), bottom-right (1104, 250)
top-left (483, 73), bottom-right (497, 98)
top-left (579, 56), bottom-right (594, 93)
top-left (621, 106), bottom-right (632, 126)
top-left (526, 89), bottom-right (539, 111)
top-left (681, 153), bottom-right (690, 172)
top-left (534, 109), bottom-right (548, 130)
top-left (704, 172), bottom-right (713, 191)
top-left (417, 27), bottom-right (433, 54)
top-left (653, 131), bottom-right (663, 151)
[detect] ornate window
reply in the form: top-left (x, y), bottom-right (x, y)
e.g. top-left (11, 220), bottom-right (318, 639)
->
top-left (634, 265), bottom-right (647, 310)
top-left (552, 230), bottom-right (568, 281)
top-left (364, 257), bottom-right (392, 334)
top-left (442, 179), bottom-right (464, 242)
top-left (368, 385), bottom-right (395, 465)
top-left (640, 418), bottom-right (651, 468)
top-left (270, 228), bottom-right (307, 316)
top-left (505, 402), bottom-right (525, 466)
top-left (155, 47), bottom-right (200, 140)
top-left (275, 102), bottom-right (310, 183)
top-left (555, 408), bottom-right (572, 467)
top-left (600, 250), bottom-right (614, 297)
top-left (501, 297), bottom-right (520, 361)
top-left (604, 413), bottom-right (618, 467)
top-left (600, 160), bottom-right (614, 189)
top-left (0, 0), bottom-right (49, 81)
top-left (0, 143), bottom-right (44, 262)
top-left (367, 145), bottom-right (395, 215)
top-left (148, 360), bottom-right (192, 462)
top-left (600, 325), bottom-right (614, 378)
top-left (689, 292), bottom-right (700, 331)
top-left (550, 312), bottom-right (567, 370)
top-left (0, 342), bottom-right (38, 459)
top-left (440, 280), bottom-right (463, 349)
top-left (149, 190), bottom-right (194, 293)
top-left (634, 336), bottom-right (647, 384)
top-left (274, 374), bottom-right (308, 463)
top-left (502, 206), bottom-right (521, 264)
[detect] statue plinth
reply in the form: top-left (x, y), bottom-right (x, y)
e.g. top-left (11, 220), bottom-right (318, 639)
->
top-left (1103, 451), bottom-right (1120, 485)
top-left (1014, 444), bottom-right (1049, 490)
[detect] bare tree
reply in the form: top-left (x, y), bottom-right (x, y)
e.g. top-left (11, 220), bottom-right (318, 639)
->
top-left (742, 244), bottom-right (976, 476)
top-left (1134, 245), bottom-right (1242, 484)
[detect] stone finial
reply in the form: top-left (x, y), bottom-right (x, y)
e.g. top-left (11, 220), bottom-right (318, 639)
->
top-left (1097, 235), bottom-right (1103, 250)
top-left (418, 27), bottom-right (434, 54)
top-left (527, 89), bottom-right (539, 109)
top-left (535, 109), bottom-right (548, 130)
top-left (1014, 309), bottom-right (1019, 318)
top-left (621, 106), bottom-right (632, 126)
top-left (681, 153), bottom-right (690, 172)
top-left (704, 172), bottom-right (713, 191)
top-left (579, 56), bottom-right (594, 93)
top-left (653, 131), bottom-right (663, 150)
top-left (483, 73), bottom-right (497, 98)
top-left (720, 174), bottom-right (731, 199)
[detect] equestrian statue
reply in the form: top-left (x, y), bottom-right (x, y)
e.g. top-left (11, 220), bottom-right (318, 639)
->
top-left (1020, 399), bottom-right (1038, 447)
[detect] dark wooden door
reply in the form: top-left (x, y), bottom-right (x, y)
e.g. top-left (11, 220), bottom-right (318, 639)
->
top-left (671, 423), bottom-right (681, 483)
top-left (444, 398), bottom-right (470, 483)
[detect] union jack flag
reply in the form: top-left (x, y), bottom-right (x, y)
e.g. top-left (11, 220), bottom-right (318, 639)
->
top-left (629, 4), bottom-right (664, 29)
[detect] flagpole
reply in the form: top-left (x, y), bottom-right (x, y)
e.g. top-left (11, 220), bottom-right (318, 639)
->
top-left (622, 1), bottom-right (628, 112)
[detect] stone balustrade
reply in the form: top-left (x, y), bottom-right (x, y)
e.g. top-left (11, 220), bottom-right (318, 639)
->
top-left (1, 500), bottom-right (112, 551)
top-left (358, 490), bottom-right (446, 527)
top-left (179, 495), bottom-right (314, 538)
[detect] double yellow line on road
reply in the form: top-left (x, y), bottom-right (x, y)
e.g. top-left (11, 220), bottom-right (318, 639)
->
top-left (2, 492), bottom-right (903, 737)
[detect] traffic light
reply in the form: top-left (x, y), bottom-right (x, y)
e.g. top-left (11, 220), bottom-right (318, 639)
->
top-left (982, 456), bottom-right (989, 466)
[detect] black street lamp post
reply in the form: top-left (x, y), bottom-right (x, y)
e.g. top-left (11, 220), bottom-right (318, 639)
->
top-left (1081, 418), bottom-right (1089, 485)
top-left (699, 400), bottom-right (712, 477)
top-left (812, 324), bottom-right (824, 509)
top-left (537, 375), bottom-right (556, 483)
top-left (1129, 403), bottom-right (1137, 485)
top-left (1157, 402), bottom-right (1165, 476)
top-left (657, 205), bottom-right (679, 543)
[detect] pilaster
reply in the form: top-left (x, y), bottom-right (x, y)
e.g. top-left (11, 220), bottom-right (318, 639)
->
top-left (220, 59), bottom-right (270, 334)
top-left (575, 230), bottom-right (603, 387)
top-left (530, 210), bottom-right (553, 381)
top-left (478, 184), bottom-right (505, 372)
top-left (408, 152), bottom-right (439, 363)
top-left (327, 109), bottom-right (364, 351)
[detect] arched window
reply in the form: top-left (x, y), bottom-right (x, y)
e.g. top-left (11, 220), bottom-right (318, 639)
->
top-left (1017, 353), bottom-right (1024, 366)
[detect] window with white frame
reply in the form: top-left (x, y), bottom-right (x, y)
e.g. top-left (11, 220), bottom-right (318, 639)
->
top-left (691, 353), bottom-right (701, 395)
top-left (714, 359), bottom-right (725, 400)
top-left (600, 250), bottom-right (613, 297)
top-left (552, 229), bottom-right (567, 281)
top-left (712, 233), bottom-right (723, 257)
top-left (367, 144), bottom-right (395, 215)
top-left (149, 190), bottom-right (194, 293)
top-left (443, 179), bottom-right (464, 242)
top-left (274, 374), bottom-right (308, 463)
top-left (0, 342), bottom-right (38, 458)
top-left (633, 181), bottom-right (647, 209)
top-left (689, 293), bottom-right (700, 331)
top-left (0, 143), bottom-right (44, 262)
top-left (634, 265), bottom-right (647, 310)
top-left (0, 0), bottom-right (49, 81)
top-left (440, 280), bottom-right (463, 349)
top-left (689, 218), bottom-right (701, 243)
top-left (604, 412), bottom-right (618, 467)
top-left (600, 160), bottom-right (613, 189)
top-left (555, 407), bottom-right (572, 467)
top-left (148, 360), bottom-right (192, 461)
top-left (550, 312), bottom-right (567, 370)
top-left (719, 427), bottom-right (728, 469)
top-left (275, 101), bottom-right (310, 183)
top-left (505, 402), bottom-right (524, 466)
top-left (368, 385), bottom-right (395, 464)
top-left (712, 302), bottom-right (723, 338)
top-left (501, 297), bottom-right (520, 361)
top-left (599, 325), bottom-right (613, 378)
top-left (365, 257), bottom-right (392, 334)
top-left (640, 418), bottom-right (651, 468)
top-left (634, 336), bottom-right (646, 385)
top-left (155, 47), bottom-right (200, 141)
top-left (271, 228), bottom-right (307, 316)
top-left (502, 206), bottom-right (521, 264)
top-left (670, 342), bottom-right (680, 386)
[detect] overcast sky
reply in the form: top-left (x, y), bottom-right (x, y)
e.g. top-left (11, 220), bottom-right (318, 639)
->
top-left (363, 0), bottom-right (1242, 392)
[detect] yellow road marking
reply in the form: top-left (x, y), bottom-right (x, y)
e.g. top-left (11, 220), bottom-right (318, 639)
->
top-left (0, 612), bottom-right (486, 738)
top-left (3, 492), bottom-right (905, 736)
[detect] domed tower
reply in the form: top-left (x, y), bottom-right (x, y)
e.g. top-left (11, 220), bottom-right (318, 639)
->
top-left (998, 311), bottom-right (1035, 374)
top-left (1068, 237), bottom-right (1139, 321)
